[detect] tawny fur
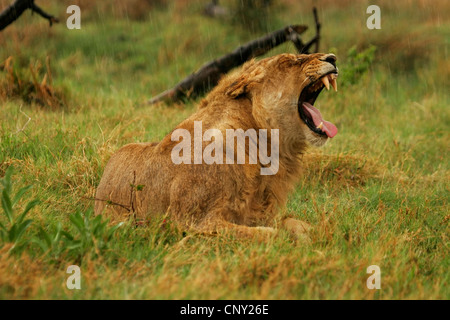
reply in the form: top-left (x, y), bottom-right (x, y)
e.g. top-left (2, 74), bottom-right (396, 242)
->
top-left (95, 53), bottom-right (338, 239)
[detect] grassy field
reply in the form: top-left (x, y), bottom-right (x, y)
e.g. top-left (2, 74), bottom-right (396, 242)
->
top-left (0, 0), bottom-right (448, 299)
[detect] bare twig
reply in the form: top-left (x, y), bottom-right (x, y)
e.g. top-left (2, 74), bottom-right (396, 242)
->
top-left (287, 25), bottom-right (306, 52)
top-left (82, 196), bottom-right (132, 212)
top-left (30, 1), bottom-right (58, 26)
top-left (0, 0), bottom-right (59, 31)
top-left (130, 171), bottom-right (136, 214)
top-left (12, 105), bottom-right (31, 136)
top-left (301, 7), bottom-right (321, 54)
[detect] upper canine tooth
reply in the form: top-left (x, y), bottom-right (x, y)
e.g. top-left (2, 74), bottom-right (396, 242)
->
top-left (321, 76), bottom-right (330, 90)
top-left (330, 78), bottom-right (338, 92)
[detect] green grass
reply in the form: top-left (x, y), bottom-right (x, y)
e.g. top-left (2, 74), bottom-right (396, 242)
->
top-left (0, 0), bottom-right (448, 299)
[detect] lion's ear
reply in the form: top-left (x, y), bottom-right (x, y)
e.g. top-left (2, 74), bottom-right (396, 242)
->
top-left (226, 77), bottom-right (248, 98)
top-left (226, 65), bottom-right (265, 98)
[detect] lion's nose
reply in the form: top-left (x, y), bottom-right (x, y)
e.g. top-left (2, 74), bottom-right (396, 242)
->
top-left (321, 54), bottom-right (337, 66)
top-left (320, 53), bottom-right (337, 65)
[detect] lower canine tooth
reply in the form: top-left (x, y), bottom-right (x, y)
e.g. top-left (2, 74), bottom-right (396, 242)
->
top-left (317, 122), bottom-right (323, 130)
top-left (321, 76), bottom-right (330, 90)
top-left (330, 78), bottom-right (338, 92)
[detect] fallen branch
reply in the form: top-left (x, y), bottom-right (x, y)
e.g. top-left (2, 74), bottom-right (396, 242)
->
top-left (148, 8), bottom-right (321, 105)
top-left (0, 0), bottom-right (59, 31)
top-left (300, 7), bottom-right (321, 54)
top-left (148, 24), bottom-right (308, 105)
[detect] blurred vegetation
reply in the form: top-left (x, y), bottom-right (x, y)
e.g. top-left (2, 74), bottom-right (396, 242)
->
top-left (233, 0), bottom-right (274, 33)
top-left (0, 0), bottom-right (448, 299)
top-left (339, 45), bottom-right (377, 85)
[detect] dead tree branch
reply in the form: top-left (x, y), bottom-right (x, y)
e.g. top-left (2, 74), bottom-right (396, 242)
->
top-left (148, 8), bottom-right (321, 105)
top-left (300, 7), bottom-right (321, 54)
top-left (0, 0), bottom-right (59, 31)
top-left (148, 24), bottom-right (308, 105)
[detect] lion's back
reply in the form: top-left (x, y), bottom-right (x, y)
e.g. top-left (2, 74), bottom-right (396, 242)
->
top-left (94, 142), bottom-right (159, 217)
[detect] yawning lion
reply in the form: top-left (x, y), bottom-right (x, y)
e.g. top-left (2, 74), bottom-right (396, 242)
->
top-left (95, 53), bottom-right (339, 239)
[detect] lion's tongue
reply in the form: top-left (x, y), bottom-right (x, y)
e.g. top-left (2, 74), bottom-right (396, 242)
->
top-left (302, 102), bottom-right (338, 138)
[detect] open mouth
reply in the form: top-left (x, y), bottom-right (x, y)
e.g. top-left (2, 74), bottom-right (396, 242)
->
top-left (298, 72), bottom-right (338, 138)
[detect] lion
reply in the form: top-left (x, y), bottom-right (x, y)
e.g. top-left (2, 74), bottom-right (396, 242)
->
top-left (95, 53), bottom-right (339, 239)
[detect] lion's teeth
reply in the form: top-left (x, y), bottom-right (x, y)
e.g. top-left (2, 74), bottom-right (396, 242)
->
top-left (330, 78), bottom-right (338, 92)
top-left (317, 122), bottom-right (323, 130)
top-left (321, 76), bottom-right (330, 90)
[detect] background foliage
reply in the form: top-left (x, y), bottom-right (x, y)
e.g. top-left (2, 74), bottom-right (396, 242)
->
top-left (0, 0), bottom-right (448, 299)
